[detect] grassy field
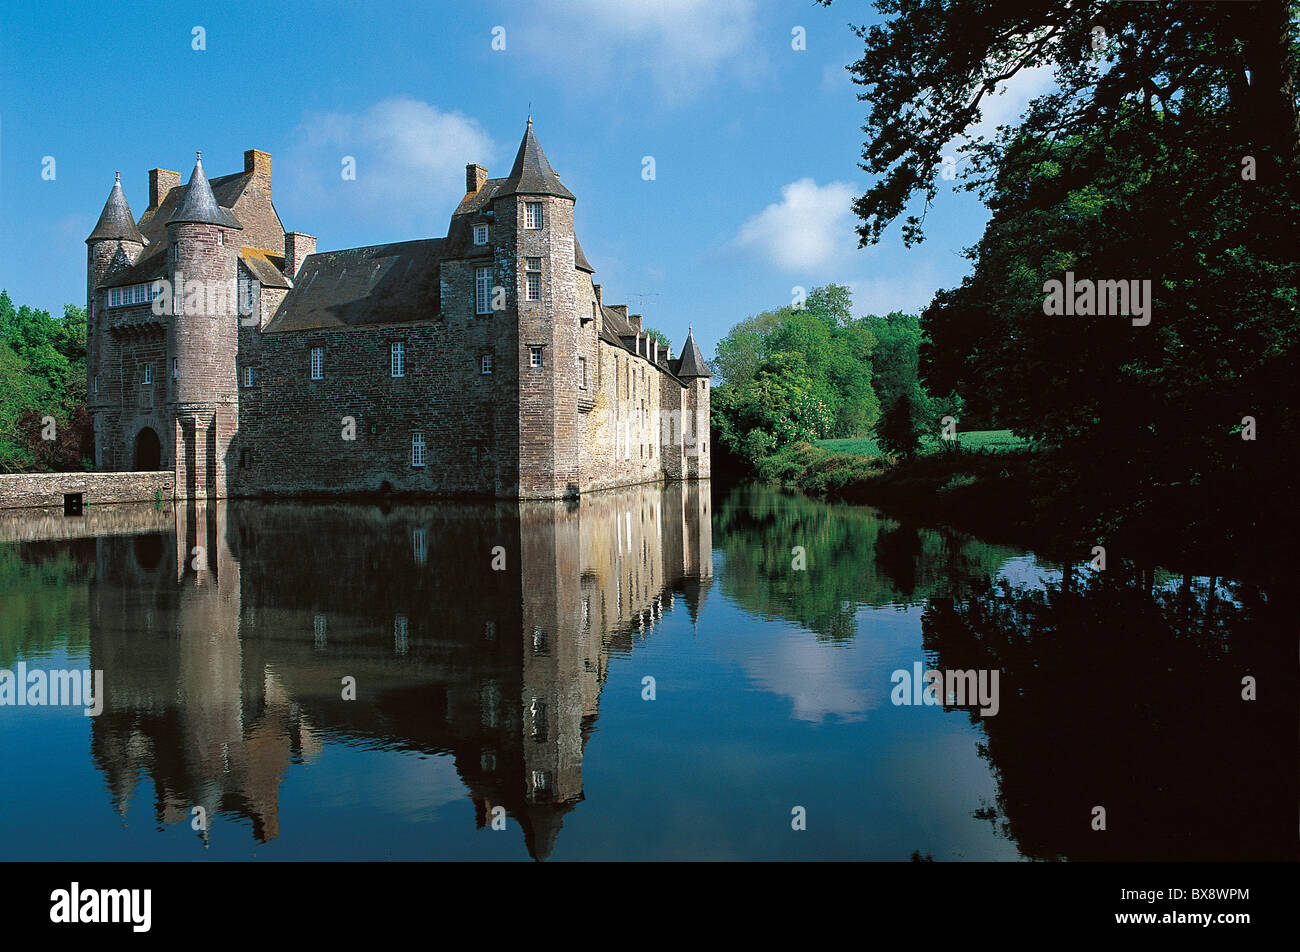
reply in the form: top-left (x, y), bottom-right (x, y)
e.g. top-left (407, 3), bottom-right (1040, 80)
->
top-left (816, 429), bottom-right (1030, 457)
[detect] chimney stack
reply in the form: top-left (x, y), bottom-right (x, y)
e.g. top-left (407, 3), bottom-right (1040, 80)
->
top-left (149, 168), bottom-right (181, 209)
top-left (285, 232), bottom-right (316, 279)
top-left (593, 284), bottom-right (602, 305)
top-left (466, 164), bottom-right (488, 194)
top-left (629, 313), bottom-right (643, 332)
top-left (244, 149), bottom-right (272, 180)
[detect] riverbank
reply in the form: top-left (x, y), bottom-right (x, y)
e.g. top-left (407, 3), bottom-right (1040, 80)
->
top-left (739, 439), bottom-right (1286, 584)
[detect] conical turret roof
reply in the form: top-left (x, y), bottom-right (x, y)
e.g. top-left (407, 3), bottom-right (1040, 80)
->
top-left (498, 118), bottom-right (575, 200)
top-left (86, 173), bottom-right (143, 244)
top-left (675, 327), bottom-right (711, 378)
top-left (168, 153), bottom-right (242, 229)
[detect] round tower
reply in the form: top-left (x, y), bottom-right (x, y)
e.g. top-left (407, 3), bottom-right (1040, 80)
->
top-left (494, 118), bottom-right (581, 498)
top-left (85, 172), bottom-right (144, 465)
top-left (165, 153), bottom-right (242, 498)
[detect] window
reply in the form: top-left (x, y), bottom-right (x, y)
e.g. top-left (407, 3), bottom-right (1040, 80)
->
top-left (243, 367), bottom-right (253, 388)
top-left (525, 202), bottom-right (543, 229)
top-left (217, 231), bottom-right (224, 246)
top-left (473, 223), bottom-right (488, 245)
top-left (475, 267), bottom-right (492, 315)
top-left (143, 364), bottom-right (152, 385)
top-left (481, 354), bottom-right (493, 375)
top-left (529, 346), bottom-right (544, 368)
top-left (411, 432), bottom-right (426, 467)
top-left (391, 342), bottom-right (405, 377)
top-left (310, 347), bottom-right (323, 379)
top-left (107, 283), bottom-right (161, 308)
top-left (172, 243), bottom-right (180, 263)
top-left (525, 258), bottom-right (542, 301)
top-left (578, 356), bottom-right (587, 389)
top-left (93, 375), bottom-right (98, 394)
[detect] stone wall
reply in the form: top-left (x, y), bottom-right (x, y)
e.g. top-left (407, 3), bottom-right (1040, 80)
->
top-left (0, 471), bottom-right (174, 510)
top-left (243, 321), bottom-right (507, 497)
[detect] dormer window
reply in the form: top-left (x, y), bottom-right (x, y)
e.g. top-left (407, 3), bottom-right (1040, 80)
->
top-left (525, 202), bottom-right (544, 229)
top-left (473, 223), bottom-right (488, 245)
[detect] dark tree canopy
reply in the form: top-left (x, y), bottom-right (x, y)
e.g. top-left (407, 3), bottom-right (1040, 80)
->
top-left (824, 0), bottom-right (1299, 246)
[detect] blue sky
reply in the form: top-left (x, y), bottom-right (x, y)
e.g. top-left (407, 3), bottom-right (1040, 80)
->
top-left (0, 0), bottom-right (1052, 362)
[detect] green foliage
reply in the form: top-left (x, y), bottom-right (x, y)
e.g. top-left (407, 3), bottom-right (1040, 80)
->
top-left (0, 291), bottom-right (91, 473)
top-left (643, 326), bottom-right (672, 348)
top-left (920, 97), bottom-right (1298, 537)
top-left (825, 0), bottom-right (1299, 544)
top-left (710, 284), bottom-right (889, 462)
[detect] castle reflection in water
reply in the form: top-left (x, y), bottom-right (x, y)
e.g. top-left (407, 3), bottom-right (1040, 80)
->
top-left (84, 483), bottom-right (713, 860)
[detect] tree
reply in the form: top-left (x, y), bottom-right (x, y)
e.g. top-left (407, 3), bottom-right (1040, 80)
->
top-left (643, 326), bottom-right (672, 349)
top-left (0, 292), bottom-right (91, 472)
top-left (824, 0), bottom-right (1299, 246)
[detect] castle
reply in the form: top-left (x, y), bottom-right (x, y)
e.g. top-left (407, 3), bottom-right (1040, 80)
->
top-left (85, 120), bottom-right (710, 500)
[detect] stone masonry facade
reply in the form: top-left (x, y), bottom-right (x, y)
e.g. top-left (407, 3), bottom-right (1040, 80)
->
top-left (85, 121), bottom-right (710, 500)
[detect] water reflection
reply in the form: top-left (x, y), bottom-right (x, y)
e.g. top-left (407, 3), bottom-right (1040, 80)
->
top-left (0, 483), bottom-right (1288, 861)
top-left (82, 485), bottom-right (712, 861)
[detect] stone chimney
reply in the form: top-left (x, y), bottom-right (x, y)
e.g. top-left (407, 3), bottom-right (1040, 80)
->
top-left (466, 164), bottom-right (488, 194)
top-left (629, 313), bottom-right (643, 332)
top-left (610, 304), bottom-right (629, 323)
top-left (285, 232), bottom-right (316, 279)
top-left (593, 284), bottom-right (602, 305)
top-left (244, 149), bottom-right (272, 179)
top-left (149, 168), bottom-right (181, 209)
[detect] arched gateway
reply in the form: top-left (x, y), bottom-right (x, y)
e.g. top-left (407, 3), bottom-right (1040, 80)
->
top-left (133, 427), bottom-right (163, 471)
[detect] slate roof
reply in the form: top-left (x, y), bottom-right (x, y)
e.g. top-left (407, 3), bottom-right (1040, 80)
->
top-left (86, 174), bottom-right (144, 244)
top-left (574, 236), bottom-right (594, 274)
top-left (496, 118), bottom-right (575, 200)
top-left (100, 153), bottom-right (289, 290)
top-left (672, 329), bottom-right (711, 378)
top-left (262, 239), bottom-right (443, 333)
top-left (168, 155), bottom-right (242, 230)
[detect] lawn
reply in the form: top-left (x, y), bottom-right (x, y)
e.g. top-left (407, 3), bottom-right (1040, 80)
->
top-left (816, 429), bottom-right (1030, 457)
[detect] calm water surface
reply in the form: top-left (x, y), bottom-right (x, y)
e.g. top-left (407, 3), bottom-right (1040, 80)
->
top-left (0, 482), bottom-right (1289, 861)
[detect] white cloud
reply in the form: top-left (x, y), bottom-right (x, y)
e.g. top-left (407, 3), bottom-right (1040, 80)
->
top-left (846, 264), bottom-right (946, 317)
top-left (734, 178), bottom-right (859, 273)
top-left (517, 0), bottom-right (764, 100)
top-left (278, 98), bottom-right (498, 233)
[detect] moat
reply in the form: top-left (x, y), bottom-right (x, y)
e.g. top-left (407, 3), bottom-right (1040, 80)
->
top-left (0, 483), bottom-right (1288, 861)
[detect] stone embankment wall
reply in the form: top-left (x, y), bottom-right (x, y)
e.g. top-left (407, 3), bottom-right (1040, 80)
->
top-left (0, 471), bottom-right (174, 510)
